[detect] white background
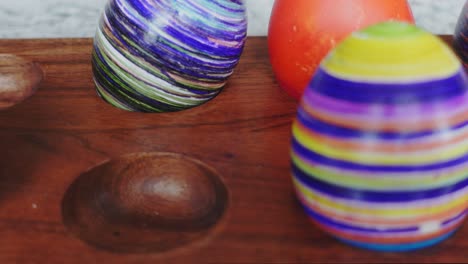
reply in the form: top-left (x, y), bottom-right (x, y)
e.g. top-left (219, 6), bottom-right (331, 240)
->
top-left (0, 0), bottom-right (464, 38)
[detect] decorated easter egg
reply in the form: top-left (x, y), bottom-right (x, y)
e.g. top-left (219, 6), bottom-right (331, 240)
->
top-left (92, 0), bottom-right (247, 112)
top-left (268, 0), bottom-right (414, 100)
top-left (454, 0), bottom-right (467, 68)
top-left (291, 22), bottom-right (468, 251)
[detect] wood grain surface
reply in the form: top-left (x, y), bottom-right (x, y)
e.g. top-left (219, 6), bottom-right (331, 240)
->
top-left (0, 36), bottom-right (465, 263)
top-left (0, 54), bottom-right (42, 109)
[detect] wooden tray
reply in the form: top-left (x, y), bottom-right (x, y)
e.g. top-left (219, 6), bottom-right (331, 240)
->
top-left (0, 36), bottom-right (465, 263)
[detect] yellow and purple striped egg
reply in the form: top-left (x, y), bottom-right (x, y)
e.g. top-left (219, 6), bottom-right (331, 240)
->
top-left (291, 22), bottom-right (468, 251)
top-left (92, 0), bottom-right (247, 112)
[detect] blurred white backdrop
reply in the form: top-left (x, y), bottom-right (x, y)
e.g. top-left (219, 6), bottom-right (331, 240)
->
top-left (0, 0), bottom-right (464, 38)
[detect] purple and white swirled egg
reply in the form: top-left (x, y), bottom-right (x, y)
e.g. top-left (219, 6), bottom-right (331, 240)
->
top-left (92, 0), bottom-right (247, 112)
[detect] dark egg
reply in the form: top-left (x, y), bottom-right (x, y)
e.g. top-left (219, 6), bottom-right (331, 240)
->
top-left (454, 1), bottom-right (467, 68)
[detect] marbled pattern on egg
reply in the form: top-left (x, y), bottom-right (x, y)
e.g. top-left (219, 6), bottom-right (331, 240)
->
top-left (92, 0), bottom-right (247, 112)
top-left (291, 22), bottom-right (468, 252)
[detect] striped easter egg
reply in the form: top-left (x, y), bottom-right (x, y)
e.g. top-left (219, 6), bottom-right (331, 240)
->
top-left (92, 0), bottom-right (247, 112)
top-left (291, 22), bottom-right (468, 252)
top-left (455, 0), bottom-right (467, 68)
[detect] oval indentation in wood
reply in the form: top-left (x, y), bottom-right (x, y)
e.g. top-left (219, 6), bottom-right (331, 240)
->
top-left (0, 54), bottom-right (43, 109)
top-left (62, 152), bottom-right (229, 254)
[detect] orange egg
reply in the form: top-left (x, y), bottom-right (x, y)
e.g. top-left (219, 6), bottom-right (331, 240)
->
top-left (268, 0), bottom-right (414, 99)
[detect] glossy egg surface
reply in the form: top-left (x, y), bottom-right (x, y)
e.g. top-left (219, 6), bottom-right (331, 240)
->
top-left (454, 0), bottom-right (467, 68)
top-left (268, 0), bottom-right (414, 99)
top-left (291, 22), bottom-right (468, 251)
top-left (92, 0), bottom-right (247, 112)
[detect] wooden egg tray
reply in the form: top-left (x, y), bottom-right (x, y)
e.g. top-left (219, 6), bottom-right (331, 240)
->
top-left (0, 36), bottom-right (465, 263)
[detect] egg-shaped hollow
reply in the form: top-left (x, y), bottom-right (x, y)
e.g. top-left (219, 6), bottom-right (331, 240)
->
top-left (62, 152), bottom-right (229, 254)
top-left (0, 54), bottom-right (43, 109)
